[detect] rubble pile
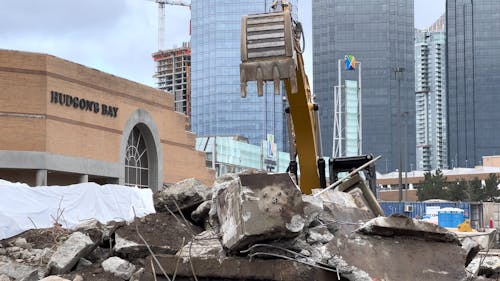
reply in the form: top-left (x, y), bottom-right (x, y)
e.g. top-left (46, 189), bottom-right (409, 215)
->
top-left (0, 172), bottom-right (495, 280)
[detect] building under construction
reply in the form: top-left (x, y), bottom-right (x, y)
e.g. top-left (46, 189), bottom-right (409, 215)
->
top-left (153, 42), bottom-right (191, 123)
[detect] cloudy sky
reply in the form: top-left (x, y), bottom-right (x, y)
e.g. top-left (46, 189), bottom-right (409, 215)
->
top-left (0, 0), bottom-right (445, 88)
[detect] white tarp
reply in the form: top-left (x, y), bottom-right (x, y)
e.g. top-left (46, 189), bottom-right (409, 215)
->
top-left (0, 179), bottom-right (155, 240)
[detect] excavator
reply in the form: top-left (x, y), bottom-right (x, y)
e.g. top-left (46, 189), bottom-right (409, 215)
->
top-left (239, 0), bottom-right (378, 198)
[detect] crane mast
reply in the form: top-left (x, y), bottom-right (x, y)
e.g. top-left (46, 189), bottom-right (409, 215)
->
top-left (148, 0), bottom-right (191, 50)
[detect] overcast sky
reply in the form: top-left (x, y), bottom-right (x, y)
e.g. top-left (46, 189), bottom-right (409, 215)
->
top-left (0, 0), bottom-right (445, 88)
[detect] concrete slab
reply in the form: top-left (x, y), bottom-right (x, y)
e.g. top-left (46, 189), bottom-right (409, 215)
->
top-left (357, 214), bottom-right (460, 243)
top-left (328, 233), bottom-right (468, 281)
top-left (142, 254), bottom-right (339, 281)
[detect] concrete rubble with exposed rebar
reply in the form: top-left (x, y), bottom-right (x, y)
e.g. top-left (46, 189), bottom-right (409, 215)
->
top-left (0, 171), bottom-right (496, 281)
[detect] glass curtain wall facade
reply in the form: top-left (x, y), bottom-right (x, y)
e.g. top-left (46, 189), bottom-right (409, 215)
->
top-left (415, 30), bottom-right (447, 171)
top-left (195, 137), bottom-right (290, 177)
top-left (447, 0), bottom-right (500, 168)
top-left (312, 0), bottom-right (415, 173)
top-left (191, 0), bottom-right (297, 152)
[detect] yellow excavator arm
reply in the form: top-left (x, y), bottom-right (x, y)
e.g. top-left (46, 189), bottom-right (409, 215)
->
top-left (240, 5), bottom-right (323, 194)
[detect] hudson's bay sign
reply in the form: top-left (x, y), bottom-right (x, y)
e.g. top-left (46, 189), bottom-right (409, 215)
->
top-left (50, 91), bottom-right (119, 118)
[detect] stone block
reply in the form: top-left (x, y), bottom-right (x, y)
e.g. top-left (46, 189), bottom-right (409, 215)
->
top-left (216, 173), bottom-right (305, 251)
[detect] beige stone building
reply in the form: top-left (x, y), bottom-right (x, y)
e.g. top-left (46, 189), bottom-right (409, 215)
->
top-left (0, 50), bottom-right (214, 190)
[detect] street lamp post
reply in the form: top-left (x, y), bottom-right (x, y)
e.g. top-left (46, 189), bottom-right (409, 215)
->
top-left (393, 67), bottom-right (405, 202)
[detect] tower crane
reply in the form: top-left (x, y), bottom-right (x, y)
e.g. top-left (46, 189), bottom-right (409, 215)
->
top-left (146, 0), bottom-right (191, 50)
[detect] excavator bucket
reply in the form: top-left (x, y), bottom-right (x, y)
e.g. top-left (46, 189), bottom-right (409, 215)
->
top-left (240, 10), bottom-right (298, 97)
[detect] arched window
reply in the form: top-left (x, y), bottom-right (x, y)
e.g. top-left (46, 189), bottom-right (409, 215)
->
top-left (125, 126), bottom-right (149, 188)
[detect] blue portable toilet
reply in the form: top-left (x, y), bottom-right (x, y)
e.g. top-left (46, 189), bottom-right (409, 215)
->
top-left (438, 207), bottom-right (465, 228)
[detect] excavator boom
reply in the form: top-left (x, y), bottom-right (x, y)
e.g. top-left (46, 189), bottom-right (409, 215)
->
top-left (240, 9), bottom-right (322, 194)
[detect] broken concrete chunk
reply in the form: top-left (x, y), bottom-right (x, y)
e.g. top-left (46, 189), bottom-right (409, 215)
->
top-left (467, 256), bottom-right (500, 278)
top-left (76, 258), bottom-right (93, 270)
top-left (348, 188), bottom-right (374, 213)
top-left (154, 178), bottom-right (210, 213)
top-left (177, 230), bottom-right (224, 260)
top-left (114, 233), bottom-right (142, 257)
top-left (48, 231), bottom-right (96, 274)
top-left (216, 173), bottom-right (306, 251)
top-left (73, 219), bottom-right (118, 245)
top-left (456, 228), bottom-right (497, 250)
top-left (306, 225), bottom-right (334, 244)
top-left (313, 189), bottom-right (359, 208)
top-left (302, 195), bottom-right (323, 226)
top-left (39, 276), bottom-right (71, 281)
top-left (114, 213), bottom-right (198, 259)
top-left (213, 169), bottom-right (260, 185)
top-left (461, 237), bottom-right (480, 267)
top-left (0, 262), bottom-right (37, 280)
top-left (101, 257), bottom-right (136, 280)
top-left (13, 238), bottom-right (31, 249)
top-left (357, 214), bottom-right (459, 243)
top-left (130, 267), bottom-right (144, 281)
top-left (317, 201), bottom-right (374, 237)
top-left (18, 269), bottom-right (38, 281)
top-left (86, 246), bottom-right (111, 263)
top-left (328, 255), bottom-right (372, 281)
top-left (191, 200), bottom-right (212, 226)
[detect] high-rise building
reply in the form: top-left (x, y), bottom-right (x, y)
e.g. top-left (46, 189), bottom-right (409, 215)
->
top-left (190, 0), bottom-right (296, 152)
top-left (415, 28), bottom-right (447, 171)
top-left (312, 0), bottom-right (415, 173)
top-left (447, 0), bottom-right (500, 168)
top-left (153, 42), bottom-right (191, 120)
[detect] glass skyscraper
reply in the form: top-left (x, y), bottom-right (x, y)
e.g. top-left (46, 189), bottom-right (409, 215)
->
top-left (447, 0), bottom-right (500, 168)
top-left (415, 29), bottom-right (447, 171)
top-left (312, 0), bottom-right (415, 173)
top-left (191, 0), bottom-right (297, 151)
